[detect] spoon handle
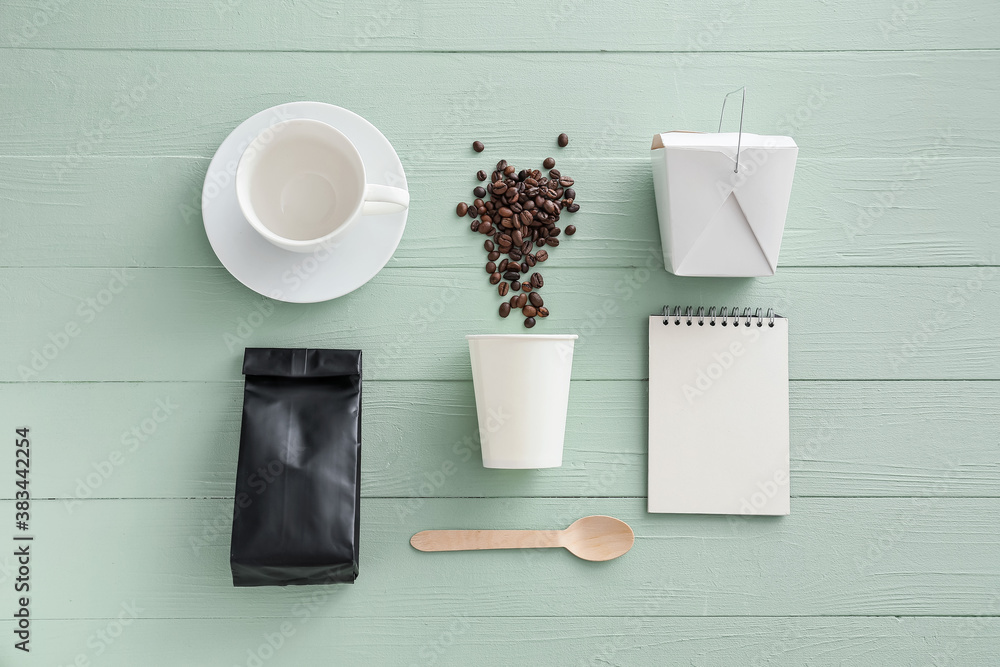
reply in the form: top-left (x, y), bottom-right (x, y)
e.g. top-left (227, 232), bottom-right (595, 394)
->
top-left (410, 529), bottom-right (562, 552)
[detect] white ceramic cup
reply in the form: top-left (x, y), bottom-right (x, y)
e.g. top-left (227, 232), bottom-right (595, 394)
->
top-left (466, 334), bottom-right (578, 469)
top-left (235, 118), bottom-right (409, 253)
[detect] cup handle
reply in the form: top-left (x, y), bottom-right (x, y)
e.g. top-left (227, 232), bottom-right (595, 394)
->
top-left (362, 184), bottom-right (409, 216)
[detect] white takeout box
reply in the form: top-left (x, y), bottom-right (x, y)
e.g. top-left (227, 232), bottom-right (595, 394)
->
top-left (650, 131), bottom-right (798, 277)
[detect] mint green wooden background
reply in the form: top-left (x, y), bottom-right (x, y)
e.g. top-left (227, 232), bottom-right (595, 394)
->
top-left (2, 1), bottom-right (1000, 664)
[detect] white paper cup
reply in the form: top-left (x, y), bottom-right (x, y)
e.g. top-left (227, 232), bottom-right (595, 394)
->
top-left (466, 334), bottom-right (578, 469)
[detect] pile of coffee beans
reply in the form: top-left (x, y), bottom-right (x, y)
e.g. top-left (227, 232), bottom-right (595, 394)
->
top-left (457, 146), bottom-right (579, 328)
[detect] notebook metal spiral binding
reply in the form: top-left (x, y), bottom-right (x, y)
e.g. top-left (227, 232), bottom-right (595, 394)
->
top-left (661, 306), bottom-right (776, 328)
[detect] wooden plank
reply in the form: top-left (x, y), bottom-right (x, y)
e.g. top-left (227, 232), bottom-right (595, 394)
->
top-left (1, 267), bottom-right (997, 382)
top-left (2, 156), bottom-right (996, 269)
top-left (9, 497), bottom-right (1000, 619)
top-left (4, 381), bottom-right (998, 501)
top-left (2, 0), bottom-right (998, 52)
top-left (2, 616), bottom-right (1000, 666)
top-left (0, 51), bottom-right (995, 159)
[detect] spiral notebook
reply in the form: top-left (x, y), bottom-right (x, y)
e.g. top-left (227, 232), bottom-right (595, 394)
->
top-left (648, 306), bottom-right (789, 515)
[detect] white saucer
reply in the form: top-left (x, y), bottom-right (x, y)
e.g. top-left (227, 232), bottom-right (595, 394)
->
top-left (202, 102), bottom-right (408, 303)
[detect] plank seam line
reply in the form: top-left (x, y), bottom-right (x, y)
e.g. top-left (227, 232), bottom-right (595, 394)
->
top-left (2, 47), bottom-right (1000, 54)
top-left (11, 614), bottom-right (1000, 621)
top-left (13, 495), bottom-right (1000, 501)
top-left (0, 156), bottom-right (996, 162)
top-left (0, 379), bottom-right (998, 385)
top-left (0, 262), bottom-right (1000, 272)
top-left (2, 265), bottom-right (998, 270)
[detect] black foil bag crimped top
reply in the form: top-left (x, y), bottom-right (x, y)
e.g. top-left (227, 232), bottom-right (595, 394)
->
top-left (230, 348), bottom-right (362, 587)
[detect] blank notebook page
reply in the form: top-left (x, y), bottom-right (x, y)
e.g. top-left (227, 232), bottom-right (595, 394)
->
top-left (648, 314), bottom-right (790, 515)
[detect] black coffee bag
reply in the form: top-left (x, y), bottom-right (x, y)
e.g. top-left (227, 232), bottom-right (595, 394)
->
top-left (230, 348), bottom-right (361, 586)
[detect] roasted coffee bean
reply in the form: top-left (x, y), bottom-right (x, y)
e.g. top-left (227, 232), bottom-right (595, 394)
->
top-left (456, 202), bottom-right (469, 216)
top-left (499, 302), bottom-right (511, 317)
top-left (463, 156), bottom-right (580, 321)
top-left (473, 140), bottom-right (485, 152)
top-left (522, 305), bottom-right (538, 317)
top-left (557, 133), bottom-right (569, 147)
top-left (523, 316), bottom-right (536, 328)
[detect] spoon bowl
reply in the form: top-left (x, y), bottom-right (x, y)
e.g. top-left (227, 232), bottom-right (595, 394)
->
top-left (561, 515), bottom-right (635, 561)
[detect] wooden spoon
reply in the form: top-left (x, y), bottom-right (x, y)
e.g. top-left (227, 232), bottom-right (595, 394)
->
top-left (410, 515), bottom-right (634, 562)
